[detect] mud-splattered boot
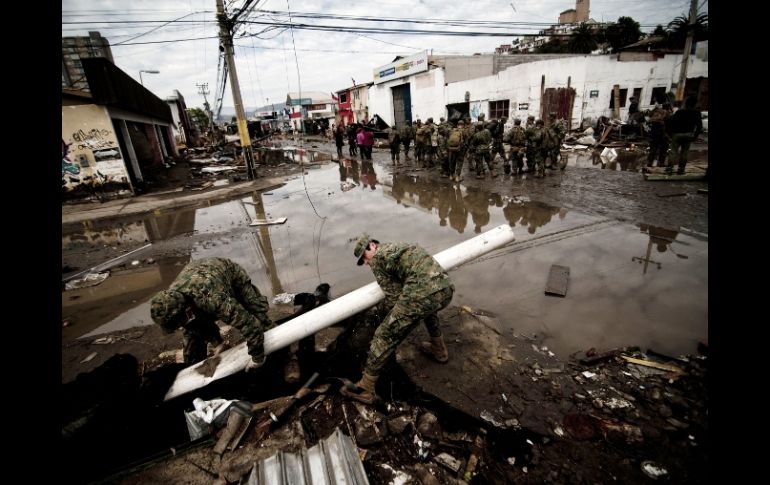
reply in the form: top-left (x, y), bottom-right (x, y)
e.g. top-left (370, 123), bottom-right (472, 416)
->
top-left (419, 336), bottom-right (449, 363)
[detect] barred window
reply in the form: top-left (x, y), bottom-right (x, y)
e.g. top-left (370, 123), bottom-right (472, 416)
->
top-left (489, 100), bottom-right (510, 120)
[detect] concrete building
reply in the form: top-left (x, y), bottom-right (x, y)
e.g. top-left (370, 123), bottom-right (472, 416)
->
top-left (285, 92), bottom-right (336, 132)
top-left (62, 31), bottom-right (114, 92)
top-left (367, 49), bottom-right (708, 130)
top-left (165, 90), bottom-right (196, 147)
top-left (62, 58), bottom-right (177, 199)
top-left (559, 0), bottom-right (590, 24)
top-left (335, 82), bottom-right (373, 125)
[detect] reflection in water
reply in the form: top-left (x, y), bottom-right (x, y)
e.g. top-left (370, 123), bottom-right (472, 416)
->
top-left (360, 161), bottom-right (378, 190)
top-left (633, 224), bottom-right (681, 273)
top-left (386, 173), bottom-right (568, 236)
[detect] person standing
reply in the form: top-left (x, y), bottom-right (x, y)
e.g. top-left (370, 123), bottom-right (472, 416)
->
top-left (342, 235), bottom-right (455, 404)
top-left (387, 123), bottom-right (401, 164)
top-left (334, 125), bottom-right (345, 160)
top-left (347, 124), bottom-right (359, 156)
top-left (400, 121), bottom-right (414, 160)
top-left (666, 97), bottom-right (702, 174)
top-left (647, 101), bottom-right (672, 167)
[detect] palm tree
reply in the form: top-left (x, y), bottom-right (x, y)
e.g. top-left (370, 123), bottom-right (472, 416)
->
top-left (667, 13), bottom-right (708, 47)
top-left (569, 23), bottom-right (598, 53)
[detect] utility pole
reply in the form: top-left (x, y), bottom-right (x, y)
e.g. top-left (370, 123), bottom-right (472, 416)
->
top-left (196, 82), bottom-right (215, 132)
top-left (675, 0), bottom-right (698, 104)
top-left (216, 0), bottom-right (256, 180)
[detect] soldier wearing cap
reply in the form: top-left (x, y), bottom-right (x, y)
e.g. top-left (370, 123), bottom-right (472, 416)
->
top-left (344, 234), bottom-right (455, 404)
top-left (150, 257), bottom-right (300, 381)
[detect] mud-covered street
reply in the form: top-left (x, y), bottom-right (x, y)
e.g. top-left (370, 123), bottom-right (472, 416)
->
top-left (61, 137), bottom-right (708, 484)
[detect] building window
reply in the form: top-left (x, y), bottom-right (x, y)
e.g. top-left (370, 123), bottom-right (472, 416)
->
top-left (609, 88), bottom-right (628, 108)
top-left (340, 93), bottom-right (348, 103)
top-left (649, 86), bottom-right (667, 105)
top-left (632, 87), bottom-right (642, 105)
top-left (489, 100), bottom-right (510, 119)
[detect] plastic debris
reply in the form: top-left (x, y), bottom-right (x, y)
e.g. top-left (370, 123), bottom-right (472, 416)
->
top-left (80, 352), bottom-right (97, 364)
top-left (581, 371), bottom-right (598, 379)
top-left (507, 457), bottom-right (516, 466)
top-left (184, 397), bottom-right (238, 440)
top-left (92, 336), bottom-right (116, 345)
top-left (272, 293), bottom-right (296, 305)
top-left (64, 272), bottom-right (110, 291)
top-left (641, 461), bottom-right (668, 479)
top-left (480, 410), bottom-right (506, 428)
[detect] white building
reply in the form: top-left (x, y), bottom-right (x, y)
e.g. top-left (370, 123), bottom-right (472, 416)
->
top-left (368, 48), bottom-right (708, 129)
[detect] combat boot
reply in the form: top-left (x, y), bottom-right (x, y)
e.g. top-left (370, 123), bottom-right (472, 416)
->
top-left (340, 372), bottom-right (379, 404)
top-left (419, 336), bottom-right (449, 363)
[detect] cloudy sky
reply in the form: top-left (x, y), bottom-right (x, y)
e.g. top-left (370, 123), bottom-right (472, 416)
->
top-left (62, 0), bottom-right (706, 112)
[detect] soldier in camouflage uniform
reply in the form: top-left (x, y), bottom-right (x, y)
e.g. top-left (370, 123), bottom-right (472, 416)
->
top-left (400, 121), bottom-right (414, 160)
top-left (526, 119), bottom-right (545, 177)
top-left (387, 123), bottom-right (401, 164)
top-left (447, 120), bottom-right (466, 182)
top-left (150, 257), bottom-right (298, 379)
top-left (413, 119), bottom-right (425, 165)
top-left (505, 118), bottom-right (527, 174)
top-left (471, 122), bottom-right (495, 179)
top-left (343, 234), bottom-right (455, 404)
top-left (489, 118), bottom-right (506, 170)
top-left (543, 113), bottom-right (563, 170)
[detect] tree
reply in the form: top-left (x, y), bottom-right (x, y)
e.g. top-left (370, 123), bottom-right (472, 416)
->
top-left (569, 23), bottom-right (598, 53)
top-left (652, 24), bottom-right (667, 36)
top-left (667, 13), bottom-right (708, 47)
top-left (601, 16), bottom-right (642, 51)
top-left (188, 107), bottom-right (209, 128)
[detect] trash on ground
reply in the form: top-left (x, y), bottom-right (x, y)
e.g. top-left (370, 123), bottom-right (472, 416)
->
top-left (545, 265), bottom-right (570, 297)
top-left (641, 460), bottom-right (669, 479)
top-left (80, 352), bottom-right (97, 364)
top-left (184, 397), bottom-right (238, 440)
top-left (249, 217), bottom-right (287, 226)
top-left (272, 293), bottom-right (296, 304)
top-left (433, 452), bottom-right (462, 473)
top-left (65, 271), bottom-right (110, 291)
top-left (620, 355), bottom-right (684, 375)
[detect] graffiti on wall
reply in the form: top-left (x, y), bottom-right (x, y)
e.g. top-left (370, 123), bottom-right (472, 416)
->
top-left (71, 128), bottom-right (116, 151)
top-left (62, 139), bottom-right (81, 185)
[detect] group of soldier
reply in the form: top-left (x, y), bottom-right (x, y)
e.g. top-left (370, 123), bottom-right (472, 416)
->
top-left (385, 113), bottom-right (567, 181)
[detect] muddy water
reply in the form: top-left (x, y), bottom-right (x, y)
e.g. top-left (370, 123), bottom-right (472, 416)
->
top-left (63, 158), bottom-right (707, 358)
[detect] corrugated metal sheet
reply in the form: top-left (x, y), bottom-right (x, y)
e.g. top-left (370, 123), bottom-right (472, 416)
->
top-left (244, 428), bottom-right (369, 485)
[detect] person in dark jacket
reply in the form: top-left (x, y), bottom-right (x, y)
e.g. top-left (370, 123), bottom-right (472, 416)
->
top-left (666, 97), bottom-right (703, 174)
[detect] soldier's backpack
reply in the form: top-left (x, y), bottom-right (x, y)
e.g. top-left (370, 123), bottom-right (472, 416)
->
top-left (448, 129), bottom-right (463, 149)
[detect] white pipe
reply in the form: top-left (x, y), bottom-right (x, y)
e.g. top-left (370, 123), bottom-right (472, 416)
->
top-left (164, 224), bottom-right (515, 401)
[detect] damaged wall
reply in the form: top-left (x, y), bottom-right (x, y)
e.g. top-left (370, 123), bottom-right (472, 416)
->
top-left (368, 67), bottom-right (447, 126)
top-left (62, 104), bottom-right (132, 194)
top-left (369, 53), bottom-right (708, 128)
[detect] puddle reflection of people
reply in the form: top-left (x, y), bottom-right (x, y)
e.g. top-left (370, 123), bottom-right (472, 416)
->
top-left (448, 184), bottom-right (468, 234)
top-left (464, 186), bottom-right (491, 234)
top-left (360, 160), bottom-right (377, 190)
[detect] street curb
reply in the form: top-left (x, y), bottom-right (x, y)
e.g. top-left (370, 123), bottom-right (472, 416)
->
top-left (62, 176), bottom-right (287, 227)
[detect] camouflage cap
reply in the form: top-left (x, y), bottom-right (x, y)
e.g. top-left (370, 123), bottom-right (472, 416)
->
top-left (150, 289), bottom-right (186, 333)
top-left (353, 233), bottom-right (371, 266)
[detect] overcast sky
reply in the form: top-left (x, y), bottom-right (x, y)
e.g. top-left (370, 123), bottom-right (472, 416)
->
top-left (62, 0), bottom-right (707, 112)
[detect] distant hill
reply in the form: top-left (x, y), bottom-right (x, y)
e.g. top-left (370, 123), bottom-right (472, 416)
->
top-left (216, 102), bottom-right (289, 122)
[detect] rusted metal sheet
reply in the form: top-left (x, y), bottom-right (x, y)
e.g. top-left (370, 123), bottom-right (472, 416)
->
top-left (245, 427), bottom-right (369, 485)
top-left (545, 264), bottom-right (570, 297)
top-left (541, 87), bottom-right (576, 122)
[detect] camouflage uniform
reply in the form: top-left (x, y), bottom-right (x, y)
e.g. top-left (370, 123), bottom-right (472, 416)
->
top-left (525, 121), bottom-right (545, 176)
top-left (542, 121), bottom-right (563, 169)
top-left (150, 257), bottom-right (272, 364)
top-left (414, 121), bottom-right (426, 164)
top-left (462, 118), bottom-right (475, 173)
top-left (471, 124), bottom-right (493, 178)
top-left (387, 126), bottom-right (401, 162)
top-left (489, 119), bottom-right (506, 166)
top-left (447, 123), bottom-right (466, 179)
top-left (505, 121), bottom-right (527, 173)
top-left (400, 122), bottom-right (414, 159)
top-left (354, 239), bottom-right (454, 376)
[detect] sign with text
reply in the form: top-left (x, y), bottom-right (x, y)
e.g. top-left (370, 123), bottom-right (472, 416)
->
top-left (590, 90), bottom-right (599, 98)
top-left (373, 51), bottom-right (429, 85)
top-left (518, 102), bottom-right (529, 110)
top-left (289, 98), bottom-right (312, 106)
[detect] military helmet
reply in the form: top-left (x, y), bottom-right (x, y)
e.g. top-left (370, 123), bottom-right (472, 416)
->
top-left (150, 289), bottom-right (186, 333)
top-left (514, 118), bottom-right (522, 125)
top-left (354, 233), bottom-right (372, 266)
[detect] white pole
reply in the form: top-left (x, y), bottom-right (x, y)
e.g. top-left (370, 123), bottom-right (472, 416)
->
top-left (164, 224), bottom-right (515, 401)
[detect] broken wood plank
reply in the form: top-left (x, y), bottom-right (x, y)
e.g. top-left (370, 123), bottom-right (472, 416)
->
top-left (620, 355), bottom-right (684, 374)
top-left (697, 188), bottom-right (708, 194)
top-left (545, 265), bottom-right (570, 297)
top-left (579, 349), bottom-right (620, 366)
top-left (249, 217), bottom-right (287, 226)
top-left (656, 192), bottom-right (687, 198)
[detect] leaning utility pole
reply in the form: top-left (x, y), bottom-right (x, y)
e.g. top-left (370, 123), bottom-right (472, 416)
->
top-left (675, 0), bottom-right (698, 104)
top-left (215, 0), bottom-right (256, 180)
top-left (196, 82), bottom-right (215, 132)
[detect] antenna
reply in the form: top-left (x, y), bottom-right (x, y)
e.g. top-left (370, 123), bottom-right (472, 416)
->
top-left (510, 2), bottom-right (517, 12)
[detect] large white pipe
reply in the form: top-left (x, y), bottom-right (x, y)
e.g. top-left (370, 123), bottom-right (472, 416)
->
top-left (164, 224), bottom-right (515, 401)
